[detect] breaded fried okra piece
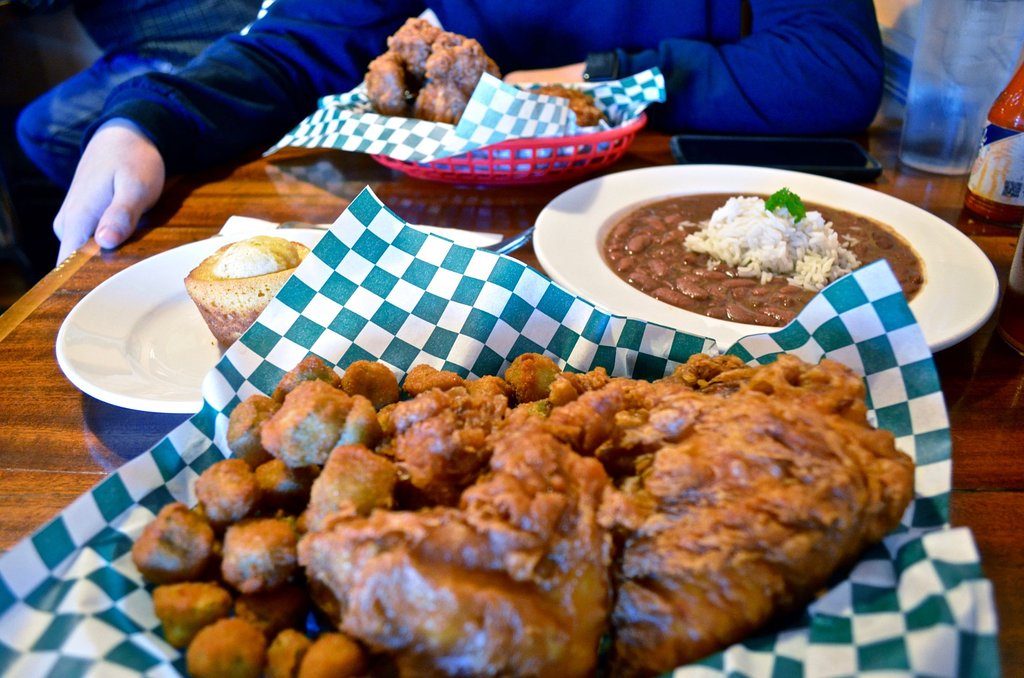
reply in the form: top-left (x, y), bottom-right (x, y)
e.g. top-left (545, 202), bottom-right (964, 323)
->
top-left (226, 395), bottom-right (280, 468)
top-left (402, 363), bottom-right (464, 396)
top-left (131, 503), bottom-right (215, 584)
top-left (152, 582), bottom-right (232, 648)
top-left (272, 355), bottom-right (342, 402)
top-left (297, 632), bottom-right (367, 678)
top-left (267, 629), bottom-right (313, 678)
top-left (503, 353), bottom-right (561, 403)
top-left (255, 459), bottom-right (319, 514)
top-left (340, 360), bottom-right (400, 410)
top-left (304, 445), bottom-right (397, 533)
top-left (186, 618), bottom-right (266, 678)
top-left (262, 380), bottom-right (382, 467)
top-left (195, 459), bottom-right (259, 527)
top-left (222, 518), bottom-right (297, 594)
top-left (235, 584), bottom-right (309, 639)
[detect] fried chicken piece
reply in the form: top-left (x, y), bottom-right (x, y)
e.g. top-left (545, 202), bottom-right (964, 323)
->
top-left (466, 375), bottom-right (512, 399)
top-left (341, 360), bottom-right (400, 409)
top-left (366, 52), bottom-right (412, 117)
top-left (187, 618), bottom-right (266, 678)
top-left (413, 33), bottom-right (500, 124)
top-left (596, 356), bottom-right (915, 674)
top-left (227, 395), bottom-right (279, 468)
top-left (262, 380), bottom-right (382, 467)
top-left (153, 582), bottom-right (232, 648)
top-left (273, 355), bottom-right (342, 402)
top-left (387, 17), bottom-right (441, 79)
top-left (298, 423), bottom-right (612, 677)
top-left (533, 85), bottom-right (606, 127)
top-left (402, 363), bottom-right (465, 396)
top-left (196, 459), bottom-right (259, 527)
top-left (305, 445), bottom-right (397, 532)
top-left (222, 518), bottom-right (298, 594)
top-left (132, 503), bottom-right (215, 584)
top-left (390, 385), bottom-right (508, 505)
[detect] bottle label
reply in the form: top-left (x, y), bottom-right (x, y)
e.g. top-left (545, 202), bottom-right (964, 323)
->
top-left (968, 122), bottom-right (1024, 206)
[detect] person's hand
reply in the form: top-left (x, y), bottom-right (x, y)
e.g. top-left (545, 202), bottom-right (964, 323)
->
top-left (54, 118), bottom-right (165, 263)
top-left (503, 62), bottom-right (585, 85)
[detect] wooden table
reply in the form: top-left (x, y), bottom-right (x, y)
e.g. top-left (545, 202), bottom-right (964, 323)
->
top-left (1, 125), bottom-right (1022, 666)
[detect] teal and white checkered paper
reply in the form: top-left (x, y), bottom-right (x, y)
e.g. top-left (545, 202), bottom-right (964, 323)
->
top-left (266, 68), bottom-right (665, 163)
top-left (0, 189), bottom-right (997, 677)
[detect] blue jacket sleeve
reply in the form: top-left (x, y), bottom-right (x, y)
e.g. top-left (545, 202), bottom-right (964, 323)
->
top-left (93, 0), bottom-right (424, 173)
top-left (617, 0), bottom-right (884, 135)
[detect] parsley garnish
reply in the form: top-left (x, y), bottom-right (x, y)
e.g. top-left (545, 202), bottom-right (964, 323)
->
top-left (765, 187), bottom-right (806, 222)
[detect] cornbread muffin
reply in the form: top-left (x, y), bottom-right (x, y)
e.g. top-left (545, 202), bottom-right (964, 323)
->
top-left (185, 235), bottom-right (310, 345)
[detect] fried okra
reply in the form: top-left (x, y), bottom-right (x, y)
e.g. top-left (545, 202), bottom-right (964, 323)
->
top-left (222, 518), bottom-right (298, 594)
top-left (235, 584), bottom-right (309, 639)
top-left (504, 353), bottom-right (561, 403)
top-left (305, 445), bottom-right (397, 532)
top-left (402, 364), bottom-right (464, 396)
top-left (227, 395), bottom-right (279, 468)
top-left (262, 381), bottom-right (382, 467)
top-left (195, 459), bottom-right (259, 527)
top-left (153, 582), bottom-right (232, 648)
top-left (267, 629), bottom-right (313, 678)
top-left (297, 632), bottom-right (367, 678)
top-left (341, 360), bottom-right (400, 409)
top-left (132, 503), bottom-right (214, 584)
top-left (255, 459), bottom-right (318, 513)
top-left (466, 375), bottom-right (512, 399)
top-left (272, 355), bottom-right (343, 402)
top-left (186, 618), bottom-right (266, 678)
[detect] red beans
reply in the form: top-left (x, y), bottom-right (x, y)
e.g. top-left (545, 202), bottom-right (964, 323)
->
top-left (602, 194), bottom-right (923, 328)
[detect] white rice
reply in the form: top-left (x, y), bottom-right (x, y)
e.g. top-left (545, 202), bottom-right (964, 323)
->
top-left (683, 196), bottom-right (860, 291)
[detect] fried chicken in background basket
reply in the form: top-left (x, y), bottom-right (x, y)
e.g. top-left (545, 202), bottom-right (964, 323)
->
top-left (366, 18), bottom-right (500, 123)
top-left (129, 351), bottom-right (914, 677)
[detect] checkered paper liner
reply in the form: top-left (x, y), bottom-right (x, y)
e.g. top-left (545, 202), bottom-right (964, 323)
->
top-left (0, 189), bottom-right (997, 677)
top-left (266, 68), bottom-right (665, 163)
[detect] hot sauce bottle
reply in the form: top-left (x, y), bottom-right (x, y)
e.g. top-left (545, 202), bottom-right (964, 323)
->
top-left (965, 60), bottom-right (1024, 223)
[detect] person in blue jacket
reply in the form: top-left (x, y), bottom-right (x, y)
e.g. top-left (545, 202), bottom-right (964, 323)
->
top-left (12, 0), bottom-right (262, 189)
top-left (53, 0), bottom-right (884, 262)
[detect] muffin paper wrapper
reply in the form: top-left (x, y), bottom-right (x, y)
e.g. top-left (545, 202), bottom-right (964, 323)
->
top-left (265, 68), bottom-right (665, 163)
top-left (0, 189), bottom-right (997, 677)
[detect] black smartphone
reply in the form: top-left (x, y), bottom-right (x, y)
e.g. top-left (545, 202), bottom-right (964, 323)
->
top-left (670, 135), bottom-right (883, 182)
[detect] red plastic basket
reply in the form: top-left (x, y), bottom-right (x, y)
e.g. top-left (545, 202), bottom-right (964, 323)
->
top-left (372, 113), bottom-right (647, 185)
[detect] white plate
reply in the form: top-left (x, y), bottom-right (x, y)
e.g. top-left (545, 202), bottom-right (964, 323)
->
top-left (534, 165), bottom-right (999, 352)
top-left (56, 230), bottom-right (325, 414)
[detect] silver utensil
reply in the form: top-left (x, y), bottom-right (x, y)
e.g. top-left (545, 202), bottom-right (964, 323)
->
top-left (484, 227), bottom-right (535, 255)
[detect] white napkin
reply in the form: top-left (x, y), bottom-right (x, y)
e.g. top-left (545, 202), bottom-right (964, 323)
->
top-left (218, 215), bottom-right (503, 249)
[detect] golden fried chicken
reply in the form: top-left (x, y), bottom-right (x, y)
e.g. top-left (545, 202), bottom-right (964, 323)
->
top-left (593, 356), bottom-right (915, 674)
top-left (389, 384), bottom-right (508, 505)
top-left (366, 52), bottom-right (412, 117)
top-left (533, 85), bottom-right (606, 127)
top-left (366, 19), bottom-right (500, 124)
top-left (298, 424), bottom-right (612, 677)
top-left (413, 34), bottom-right (500, 124)
top-left (387, 17), bottom-right (441, 80)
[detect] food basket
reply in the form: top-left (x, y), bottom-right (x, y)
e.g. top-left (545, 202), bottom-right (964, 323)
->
top-left (0, 188), bottom-right (997, 677)
top-left (372, 113), bottom-right (646, 185)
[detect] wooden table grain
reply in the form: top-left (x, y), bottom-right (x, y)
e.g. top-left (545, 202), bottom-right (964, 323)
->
top-left (0, 125), bottom-right (1022, 667)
